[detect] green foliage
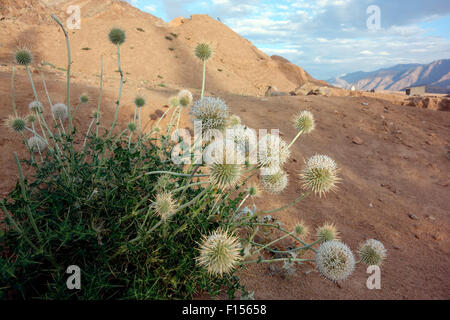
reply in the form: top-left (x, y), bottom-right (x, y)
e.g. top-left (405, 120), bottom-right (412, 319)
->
top-left (0, 132), bottom-right (246, 299)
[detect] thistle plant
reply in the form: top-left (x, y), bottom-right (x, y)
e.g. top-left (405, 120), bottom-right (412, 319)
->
top-left (195, 43), bottom-right (212, 99)
top-left (0, 15), bottom-right (386, 300)
top-left (358, 239), bottom-right (387, 266)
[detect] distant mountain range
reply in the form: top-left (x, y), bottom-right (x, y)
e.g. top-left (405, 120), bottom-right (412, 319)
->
top-left (328, 59), bottom-right (450, 94)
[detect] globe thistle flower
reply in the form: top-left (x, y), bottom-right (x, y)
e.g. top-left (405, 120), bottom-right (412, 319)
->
top-left (316, 222), bottom-right (340, 243)
top-left (80, 94), bottom-right (89, 104)
top-left (247, 183), bottom-right (261, 197)
top-left (169, 96), bottom-right (180, 108)
top-left (210, 162), bottom-right (242, 189)
top-left (315, 241), bottom-right (355, 282)
top-left (27, 136), bottom-right (47, 153)
top-left (178, 89), bottom-right (193, 107)
top-left (5, 115), bottom-right (26, 133)
top-left (359, 239), bottom-right (387, 266)
top-left (258, 134), bottom-right (291, 168)
top-left (108, 28), bottom-right (126, 45)
top-left (294, 220), bottom-right (309, 237)
top-left (300, 155), bottom-right (340, 197)
top-left (261, 169), bottom-right (289, 194)
top-left (26, 113), bottom-right (36, 124)
top-left (195, 43), bottom-right (212, 61)
top-left (151, 192), bottom-right (177, 221)
top-left (28, 100), bottom-right (42, 112)
top-left (51, 103), bottom-right (68, 120)
top-left (127, 122), bottom-right (137, 132)
top-left (14, 47), bottom-right (33, 66)
top-left (294, 110), bottom-right (315, 134)
top-left (228, 114), bottom-right (241, 127)
top-left (197, 228), bottom-right (242, 276)
top-left (190, 97), bottom-right (229, 131)
top-left (91, 109), bottom-right (101, 119)
top-left (134, 96), bottom-right (146, 108)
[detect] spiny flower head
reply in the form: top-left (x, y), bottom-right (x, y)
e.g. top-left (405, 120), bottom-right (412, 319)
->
top-left (316, 222), bottom-right (340, 243)
top-left (359, 239), bottom-right (387, 266)
top-left (300, 154), bottom-right (340, 197)
top-left (258, 134), bottom-right (291, 168)
top-left (190, 97), bottom-right (229, 131)
top-left (178, 89), bottom-right (193, 107)
top-left (127, 122), bottom-right (137, 132)
top-left (108, 28), bottom-right (126, 45)
top-left (91, 109), bottom-right (100, 119)
top-left (228, 114), bottom-right (242, 127)
top-left (294, 110), bottom-right (315, 134)
top-left (27, 136), bottom-right (46, 153)
top-left (80, 94), bottom-right (89, 104)
top-left (197, 228), bottom-right (242, 277)
top-left (169, 96), bottom-right (180, 108)
top-left (195, 43), bottom-right (212, 61)
top-left (28, 101), bottom-right (42, 112)
top-left (315, 241), bottom-right (355, 282)
top-left (51, 103), bottom-right (68, 120)
top-left (210, 157), bottom-right (242, 190)
top-left (247, 183), bottom-right (261, 197)
top-left (134, 96), bottom-right (146, 108)
top-left (294, 220), bottom-right (309, 237)
top-left (5, 115), bottom-right (26, 133)
top-left (26, 113), bottom-right (36, 123)
top-left (261, 169), bottom-right (289, 194)
top-left (14, 47), bottom-right (32, 65)
top-left (151, 192), bottom-right (177, 221)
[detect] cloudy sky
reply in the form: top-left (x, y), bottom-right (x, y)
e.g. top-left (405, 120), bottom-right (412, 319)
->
top-left (126, 0), bottom-right (450, 80)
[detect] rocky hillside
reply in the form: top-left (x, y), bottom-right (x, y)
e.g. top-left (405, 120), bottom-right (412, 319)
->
top-left (0, 0), bottom-right (320, 96)
top-left (329, 59), bottom-right (450, 93)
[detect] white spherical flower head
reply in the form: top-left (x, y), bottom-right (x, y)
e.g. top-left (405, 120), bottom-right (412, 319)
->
top-left (51, 103), bottom-right (69, 120)
top-left (294, 110), bottom-right (315, 133)
top-left (197, 228), bottom-right (242, 277)
top-left (29, 101), bottom-right (43, 112)
top-left (258, 134), bottom-right (291, 168)
top-left (151, 192), bottom-right (177, 221)
top-left (261, 169), bottom-right (289, 194)
top-left (359, 239), bottom-right (387, 266)
top-left (300, 155), bottom-right (340, 197)
top-left (315, 241), bottom-right (355, 282)
top-left (27, 136), bottom-right (47, 153)
top-left (178, 89), bottom-right (193, 107)
top-left (190, 97), bottom-right (229, 131)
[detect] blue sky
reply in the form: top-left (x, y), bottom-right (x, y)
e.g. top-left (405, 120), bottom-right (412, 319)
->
top-left (126, 0), bottom-right (450, 80)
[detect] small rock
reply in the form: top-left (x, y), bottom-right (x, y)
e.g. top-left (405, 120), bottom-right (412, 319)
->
top-left (425, 215), bottom-right (436, 221)
top-left (414, 234), bottom-right (420, 239)
top-left (432, 233), bottom-right (441, 241)
top-left (343, 123), bottom-right (348, 128)
top-left (352, 137), bottom-right (364, 145)
top-left (361, 102), bottom-right (369, 106)
top-left (392, 245), bottom-right (401, 250)
top-left (408, 214), bottom-right (419, 220)
top-left (369, 203), bottom-right (373, 208)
